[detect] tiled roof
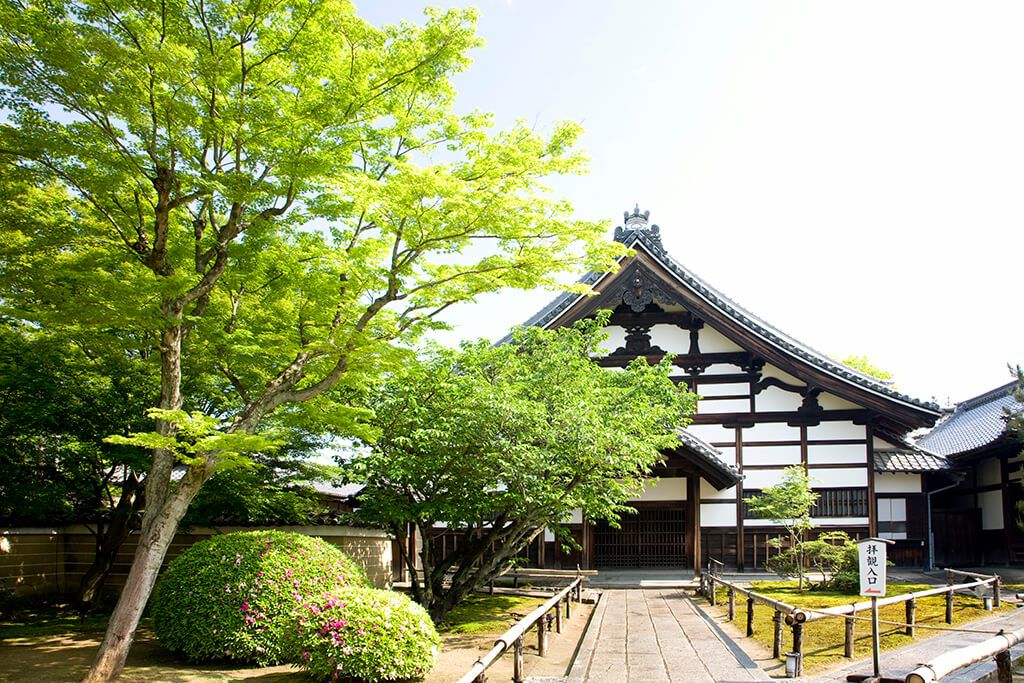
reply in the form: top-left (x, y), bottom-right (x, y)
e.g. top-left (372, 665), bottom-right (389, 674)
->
top-left (874, 449), bottom-right (948, 473)
top-left (917, 381), bottom-right (1022, 457)
top-left (677, 428), bottom-right (740, 483)
top-left (507, 226), bottom-right (941, 416)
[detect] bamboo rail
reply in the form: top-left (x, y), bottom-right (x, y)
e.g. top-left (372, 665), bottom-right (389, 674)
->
top-left (455, 576), bottom-right (584, 683)
top-left (700, 569), bottom-right (1002, 679)
top-left (904, 626), bottom-right (1024, 683)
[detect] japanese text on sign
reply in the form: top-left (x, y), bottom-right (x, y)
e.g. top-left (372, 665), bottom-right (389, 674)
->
top-left (858, 539), bottom-right (887, 597)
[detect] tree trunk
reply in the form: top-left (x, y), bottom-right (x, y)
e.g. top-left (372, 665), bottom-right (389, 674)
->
top-left (76, 474), bottom-right (144, 609)
top-left (82, 470), bottom-right (204, 683)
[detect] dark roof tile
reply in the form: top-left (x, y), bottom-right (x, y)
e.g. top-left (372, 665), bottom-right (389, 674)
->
top-left (917, 381), bottom-right (1022, 457)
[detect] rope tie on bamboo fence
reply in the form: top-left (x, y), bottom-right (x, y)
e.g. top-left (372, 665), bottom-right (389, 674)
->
top-left (793, 604), bottom-right (1007, 635)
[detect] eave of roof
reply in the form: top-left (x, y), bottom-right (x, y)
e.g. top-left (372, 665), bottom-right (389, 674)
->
top-left (508, 228), bottom-right (941, 422)
top-left (917, 381), bottom-right (1022, 458)
top-left (667, 428), bottom-right (740, 490)
top-left (873, 448), bottom-right (948, 473)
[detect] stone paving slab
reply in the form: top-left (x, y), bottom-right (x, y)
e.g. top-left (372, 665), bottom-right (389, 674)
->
top-left (567, 589), bottom-right (771, 683)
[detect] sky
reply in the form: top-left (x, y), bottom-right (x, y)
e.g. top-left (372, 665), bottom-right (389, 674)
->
top-left (357, 0), bottom-right (1024, 407)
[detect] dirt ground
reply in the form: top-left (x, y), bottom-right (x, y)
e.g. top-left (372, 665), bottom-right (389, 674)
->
top-left (0, 603), bottom-right (594, 683)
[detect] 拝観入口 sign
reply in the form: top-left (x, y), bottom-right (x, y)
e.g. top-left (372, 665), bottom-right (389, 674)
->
top-left (858, 538), bottom-right (887, 597)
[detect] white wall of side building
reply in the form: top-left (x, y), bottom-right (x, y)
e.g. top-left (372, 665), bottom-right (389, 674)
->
top-left (630, 477), bottom-right (688, 502)
top-left (875, 473), bottom-right (922, 493)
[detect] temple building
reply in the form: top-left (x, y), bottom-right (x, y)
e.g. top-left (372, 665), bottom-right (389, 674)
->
top-left (518, 207), bottom-right (950, 573)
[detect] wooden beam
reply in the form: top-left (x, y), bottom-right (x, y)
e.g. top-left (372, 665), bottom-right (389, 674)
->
top-left (689, 475), bottom-right (702, 576)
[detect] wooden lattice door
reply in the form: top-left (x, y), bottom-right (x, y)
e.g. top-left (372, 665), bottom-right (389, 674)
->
top-left (593, 507), bottom-right (686, 568)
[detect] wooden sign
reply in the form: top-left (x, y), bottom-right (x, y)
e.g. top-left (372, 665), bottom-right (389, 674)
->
top-left (858, 538), bottom-right (887, 597)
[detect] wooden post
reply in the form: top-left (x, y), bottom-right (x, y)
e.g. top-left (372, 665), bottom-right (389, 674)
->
top-left (905, 597), bottom-right (916, 637)
top-left (844, 615), bottom-right (855, 658)
top-left (996, 648), bottom-right (1012, 683)
top-left (728, 588), bottom-right (735, 621)
top-left (746, 597), bottom-right (755, 637)
top-left (513, 636), bottom-right (524, 683)
top-left (555, 600), bottom-right (563, 633)
top-left (773, 610), bottom-right (784, 659)
top-left (489, 580), bottom-right (494, 595)
top-left (792, 623), bottom-right (804, 677)
top-left (538, 613), bottom-right (548, 656)
top-left (995, 577), bottom-right (1002, 608)
top-left (945, 588), bottom-right (954, 624)
top-left (514, 568), bottom-right (520, 589)
top-left (709, 577), bottom-right (717, 606)
top-left (566, 593), bottom-right (572, 620)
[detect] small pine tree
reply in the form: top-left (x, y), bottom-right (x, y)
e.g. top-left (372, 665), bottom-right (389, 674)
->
top-left (747, 466), bottom-right (818, 590)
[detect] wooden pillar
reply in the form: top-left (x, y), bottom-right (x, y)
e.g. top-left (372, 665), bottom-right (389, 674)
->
top-left (746, 597), bottom-right (755, 637)
top-left (866, 422), bottom-right (878, 537)
top-left (1001, 456), bottom-right (1012, 565)
top-left (844, 615), bottom-right (855, 658)
top-left (736, 426), bottom-right (745, 571)
top-left (688, 475), bottom-right (702, 577)
top-left (905, 598), bottom-right (916, 637)
top-left (537, 530), bottom-right (545, 568)
top-left (772, 610), bottom-right (784, 659)
top-left (513, 636), bottom-right (524, 682)
top-left (996, 648), bottom-right (1012, 683)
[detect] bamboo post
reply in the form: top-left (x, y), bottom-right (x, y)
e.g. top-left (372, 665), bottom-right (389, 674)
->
top-left (746, 597), bottom-right (755, 637)
top-left (994, 577), bottom-right (1002, 608)
top-left (844, 614), bottom-right (855, 658)
top-left (996, 648), bottom-right (1012, 683)
top-left (792, 622), bottom-right (804, 677)
top-left (773, 610), bottom-right (784, 659)
top-left (555, 600), bottom-right (563, 633)
top-left (728, 588), bottom-right (735, 621)
top-left (906, 597), bottom-right (916, 637)
top-left (513, 636), bottom-right (524, 683)
top-left (945, 587), bottom-right (954, 624)
top-left (538, 613), bottom-right (548, 656)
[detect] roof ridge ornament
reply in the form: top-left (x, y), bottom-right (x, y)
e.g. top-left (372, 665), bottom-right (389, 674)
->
top-left (614, 205), bottom-right (664, 249)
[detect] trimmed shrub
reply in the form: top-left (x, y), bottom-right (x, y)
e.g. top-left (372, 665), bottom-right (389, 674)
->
top-left (286, 587), bottom-right (440, 681)
top-left (151, 530), bottom-right (369, 664)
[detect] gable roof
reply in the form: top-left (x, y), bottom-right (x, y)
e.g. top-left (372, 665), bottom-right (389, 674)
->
top-left (673, 428), bottom-right (740, 489)
top-left (917, 381), bottom-right (1022, 458)
top-left (510, 215), bottom-right (942, 430)
top-left (874, 448), bottom-right (948, 473)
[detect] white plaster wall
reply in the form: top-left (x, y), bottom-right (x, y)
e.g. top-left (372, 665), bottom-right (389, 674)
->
top-left (685, 424), bottom-right (735, 445)
top-left (743, 422), bottom-right (799, 441)
top-left (980, 489), bottom-right (1004, 530)
top-left (806, 443), bottom-right (866, 465)
top-left (761, 365), bottom-right (805, 386)
top-left (565, 509), bottom-right (583, 524)
top-left (699, 398), bottom-right (750, 414)
top-left (875, 473), bottom-right (922, 493)
top-left (702, 363), bottom-right (744, 376)
top-left (597, 325), bottom-right (626, 354)
top-left (873, 436), bottom-right (899, 449)
top-left (695, 382), bottom-right (749, 397)
top-left (755, 386), bottom-right (804, 412)
top-left (701, 502), bottom-right (737, 527)
top-left (698, 326), bottom-right (745, 353)
top-left (648, 324), bottom-right (690, 354)
top-left (700, 482), bottom-right (738, 500)
top-left (809, 468), bottom-right (868, 487)
top-left (817, 392), bottom-right (861, 411)
top-left (742, 468), bottom-right (790, 489)
top-left (978, 458), bottom-right (1002, 487)
top-left (742, 445), bottom-right (801, 467)
top-left (630, 477), bottom-right (688, 502)
top-left (807, 422), bottom-right (866, 441)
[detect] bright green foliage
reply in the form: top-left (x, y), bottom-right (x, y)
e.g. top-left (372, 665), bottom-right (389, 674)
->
top-left (0, 1), bottom-right (624, 671)
top-left (346, 313), bottom-right (696, 621)
top-left (150, 530), bottom-right (368, 665)
top-left (840, 355), bottom-right (895, 384)
top-left (285, 587), bottom-right (440, 682)
top-left (748, 465), bottom-right (819, 590)
top-left (800, 530), bottom-right (859, 592)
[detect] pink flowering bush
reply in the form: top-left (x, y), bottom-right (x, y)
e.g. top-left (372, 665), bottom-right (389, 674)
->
top-left (284, 587), bottom-right (440, 681)
top-left (151, 530), bottom-right (368, 664)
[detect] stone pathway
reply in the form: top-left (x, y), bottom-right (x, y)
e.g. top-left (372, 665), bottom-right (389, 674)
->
top-left (567, 589), bottom-right (770, 682)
